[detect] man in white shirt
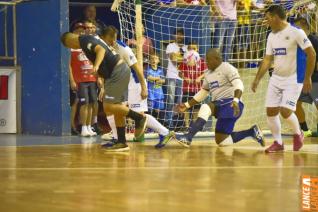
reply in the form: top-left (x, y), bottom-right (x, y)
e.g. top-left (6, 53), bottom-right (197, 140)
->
top-left (165, 28), bottom-right (187, 129)
top-left (251, 5), bottom-right (316, 153)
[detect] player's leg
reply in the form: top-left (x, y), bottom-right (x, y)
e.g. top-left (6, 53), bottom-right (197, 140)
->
top-left (264, 76), bottom-right (285, 153)
top-left (280, 81), bottom-right (304, 151)
top-left (70, 89), bottom-right (79, 135)
top-left (295, 92), bottom-right (313, 137)
top-left (85, 82), bottom-right (98, 136)
top-left (78, 82), bottom-right (91, 137)
top-left (175, 103), bottom-right (215, 147)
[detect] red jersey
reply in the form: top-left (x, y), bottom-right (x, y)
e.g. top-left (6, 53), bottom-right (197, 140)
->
top-left (70, 49), bottom-right (96, 83)
top-left (179, 59), bottom-right (207, 93)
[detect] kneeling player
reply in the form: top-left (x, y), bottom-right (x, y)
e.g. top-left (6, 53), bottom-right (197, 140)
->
top-left (174, 48), bottom-right (265, 147)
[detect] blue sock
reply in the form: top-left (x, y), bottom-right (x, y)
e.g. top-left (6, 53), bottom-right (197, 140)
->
top-left (186, 118), bottom-right (206, 141)
top-left (231, 128), bottom-right (254, 143)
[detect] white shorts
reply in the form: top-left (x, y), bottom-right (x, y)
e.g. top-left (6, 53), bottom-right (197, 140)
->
top-left (265, 74), bottom-right (303, 111)
top-left (128, 74), bottom-right (148, 112)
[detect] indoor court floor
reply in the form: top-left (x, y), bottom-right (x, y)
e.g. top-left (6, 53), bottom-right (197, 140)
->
top-left (0, 134), bottom-right (317, 212)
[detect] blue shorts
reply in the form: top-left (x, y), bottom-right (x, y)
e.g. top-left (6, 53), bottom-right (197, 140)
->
top-left (214, 98), bottom-right (244, 134)
top-left (148, 99), bottom-right (165, 110)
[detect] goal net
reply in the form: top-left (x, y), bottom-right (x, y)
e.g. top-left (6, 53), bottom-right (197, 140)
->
top-left (116, 0), bottom-right (318, 135)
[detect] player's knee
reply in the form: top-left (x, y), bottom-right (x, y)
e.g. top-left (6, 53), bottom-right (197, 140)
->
top-left (266, 107), bottom-right (279, 116)
top-left (215, 134), bottom-right (232, 146)
top-left (280, 107), bottom-right (293, 119)
top-left (198, 104), bottom-right (212, 121)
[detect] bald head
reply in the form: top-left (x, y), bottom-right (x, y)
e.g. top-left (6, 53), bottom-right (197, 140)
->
top-left (206, 48), bottom-right (222, 70)
top-left (60, 32), bottom-right (80, 49)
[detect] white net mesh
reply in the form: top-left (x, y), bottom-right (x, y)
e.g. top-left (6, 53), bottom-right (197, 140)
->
top-left (117, 0), bottom-right (318, 134)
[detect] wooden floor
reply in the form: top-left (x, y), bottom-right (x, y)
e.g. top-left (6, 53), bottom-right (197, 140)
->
top-left (0, 135), bottom-right (317, 212)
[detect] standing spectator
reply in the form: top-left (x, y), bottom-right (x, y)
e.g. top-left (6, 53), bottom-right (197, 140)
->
top-left (69, 23), bottom-right (86, 135)
top-left (127, 24), bottom-right (155, 66)
top-left (211, 0), bottom-right (238, 62)
top-left (69, 25), bottom-right (98, 137)
top-left (165, 28), bottom-right (187, 129)
top-left (179, 41), bottom-right (206, 127)
top-left (146, 54), bottom-right (165, 120)
top-left (294, 16), bottom-right (318, 137)
top-left (83, 20), bottom-right (97, 36)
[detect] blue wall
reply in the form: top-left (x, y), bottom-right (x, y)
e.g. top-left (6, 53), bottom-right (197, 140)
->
top-left (16, 0), bottom-right (70, 135)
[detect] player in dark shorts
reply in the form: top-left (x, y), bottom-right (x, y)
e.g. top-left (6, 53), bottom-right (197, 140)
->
top-left (294, 16), bottom-right (318, 137)
top-left (61, 32), bottom-right (148, 151)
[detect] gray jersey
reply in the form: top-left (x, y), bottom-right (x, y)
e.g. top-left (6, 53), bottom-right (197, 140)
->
top-left (202, 62), bottom-right (241, 101)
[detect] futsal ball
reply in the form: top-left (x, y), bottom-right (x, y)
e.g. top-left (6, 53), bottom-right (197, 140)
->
top-left (184, 50), bottom-right (200, 66)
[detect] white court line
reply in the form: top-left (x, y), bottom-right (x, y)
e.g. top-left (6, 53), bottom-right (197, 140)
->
top-left (0, 166), bottom-right (317, 171)
top-left (53, 190), bottom-right (75, 194)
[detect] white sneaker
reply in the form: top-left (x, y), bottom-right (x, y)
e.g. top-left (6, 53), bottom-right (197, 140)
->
top-left (101, 132), bottom-right (113, 140)
top-left (81, 128), bottom-right (91, 137)
top-left (87, 126), bottom-right (97, 136)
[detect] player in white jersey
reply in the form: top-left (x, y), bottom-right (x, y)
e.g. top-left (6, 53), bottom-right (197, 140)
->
top-left (251, 5), bottom-right (316, 153)
top-left (100, 25), bottom-right (175, 148)
top-left (171, 48), bottom-right (264, 148)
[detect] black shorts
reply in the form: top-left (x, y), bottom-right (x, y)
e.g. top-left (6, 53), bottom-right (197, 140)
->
top-left (70, 88), bottom-right (77, 106)
top-left (77, 82), bottom-right (97, 104)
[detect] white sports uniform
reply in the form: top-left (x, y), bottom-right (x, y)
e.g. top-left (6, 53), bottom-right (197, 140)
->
top-left (265, 24), bottom-right (312, 111)
top-left (116, 40), bottom-right (148, 112)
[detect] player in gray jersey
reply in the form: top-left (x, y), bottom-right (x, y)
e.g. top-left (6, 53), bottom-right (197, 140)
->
top-left (61, 32), bottom-right (148, 152)
top-left (173, 48), bottom-right (265, 148)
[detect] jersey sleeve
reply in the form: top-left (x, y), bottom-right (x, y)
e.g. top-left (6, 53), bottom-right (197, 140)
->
top-left (225, 65), bottom-right (240, 82)
top-left (295, 28), bottom-right (313, 50)
top-left (265, 33), bottom-right (273, 55)
top-left (122, 46), bottom-right (137, 67)
top-left (202, 74), bottom-right (209, 90)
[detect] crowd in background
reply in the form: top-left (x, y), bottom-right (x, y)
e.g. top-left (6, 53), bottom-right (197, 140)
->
top-left (69, 0), bottom-right (316, 136)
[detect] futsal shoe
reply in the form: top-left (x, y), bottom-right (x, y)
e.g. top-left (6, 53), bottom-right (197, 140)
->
top-left (101, 138), bottom-right (117, 148)
top-left (303, 130), bottom-right (312, 137)
top-left (103, 142), bottom-right (130, 152)
top-left (81, 128), bottom-right (91, 137)
top-left (133, 133), bottom-right (145, 142)
top-left (251, 125), bottom-right (265, 147)
top-left (175, 133), bottom-right (191, 148)
top-left (155, 131), bottom-right (175, 149)
top-left (71, 128), bottom-right (80, 136)
top-left (265, 141), bottom-right (284, 153)
top-left (135, 115), bottom-right (148, 138)
top-left (88, 127), bottom-right (97, 136)
top-left (293, 131), bottom-right (304, 151)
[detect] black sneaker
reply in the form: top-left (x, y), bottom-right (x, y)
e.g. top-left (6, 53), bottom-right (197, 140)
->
top-left (71, 128), bottom-right (80, 136)
top-left (102, 142), bottom-right (130, 152)
top-left (135, 115), bottom-right (148, 138)
top-left (91, 123), bottom-right (101, 135)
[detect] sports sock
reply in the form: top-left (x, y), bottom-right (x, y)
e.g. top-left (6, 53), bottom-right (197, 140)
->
top-left (299, 122), bottom-right (309, 131)
top-left (286, 113), bottom-right (301, 135)
top-left (107, 115), bottom-right (118, 139)
top-left (146, 114), bottom-right (169, 136)
top-left (186, 117), bottom-right (206, 141)
top-left (267, 115), bottom-right (283, 145)
top-left (231, 128), bottom-right (254, 143)
top-left (117, 127), bottom-right (126, 144)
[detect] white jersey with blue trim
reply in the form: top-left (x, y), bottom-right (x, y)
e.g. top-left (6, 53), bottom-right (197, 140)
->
top-left (265, 23), bottom-right (312, 82)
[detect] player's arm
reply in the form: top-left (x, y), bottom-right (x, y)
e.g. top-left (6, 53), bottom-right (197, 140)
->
top-left (69, 60), bottom-right (77, 90)
top-left (131, 63), bottom-right (148, 99)
top-left (303, 46), bottom-right (316, 93)
top-left (176, 88), bottom-right (209, 113)
top-left (251, 54), bottom-right (273, 92)
top-left (231, 78), bottom-right (244, 117)
top-left (93, 45), bottom-right (106, 73)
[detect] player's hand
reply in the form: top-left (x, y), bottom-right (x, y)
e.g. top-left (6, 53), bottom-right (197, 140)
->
top-left (302, 78), bottom-right (312, 94)
top-left (141, 87), bottom-right (148, 100)
top-left (70, 81), bottom-right (77, 91)
top-left (231, 101), bottom-right (240, 117)
top-left (93, 65), bottom-right (99, 75)
top-left (98, 88), bottom-right (105, 102)
top-left (175, 103), bottom-right (187, 113)
top-left (251, 80), bottom-right (259, 93)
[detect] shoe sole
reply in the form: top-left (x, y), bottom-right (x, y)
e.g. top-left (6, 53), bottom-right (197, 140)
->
top-left (175, 139), bottom-right (190, 148)
top-left (253, 125), bottom-right (265, 147)
top-left (155, 134), bottom-right (175, 148)
top-left (135, 116), bottom-right (148, 138)
top-left (103, 147), bottom-right (130, 152)
top-left (265, 149), bottom-right (284, 153)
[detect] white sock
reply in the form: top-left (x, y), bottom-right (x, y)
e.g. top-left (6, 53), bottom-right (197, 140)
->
top-left (267, 115), bottom-right (283, 145)
top-left (82, 125), bottom-right (88, 132)
top-left (107, 115), bottom-right (118, 139)
top-left (285, 113), bottom-right (301, 135)
top-left (93, 116), bottom-right (97, 124)
top-left (146, 114), bottom-right (169, 136)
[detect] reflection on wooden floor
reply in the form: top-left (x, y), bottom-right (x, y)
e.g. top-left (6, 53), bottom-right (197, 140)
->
top-left (0, 136), bottom-right (317, 212)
